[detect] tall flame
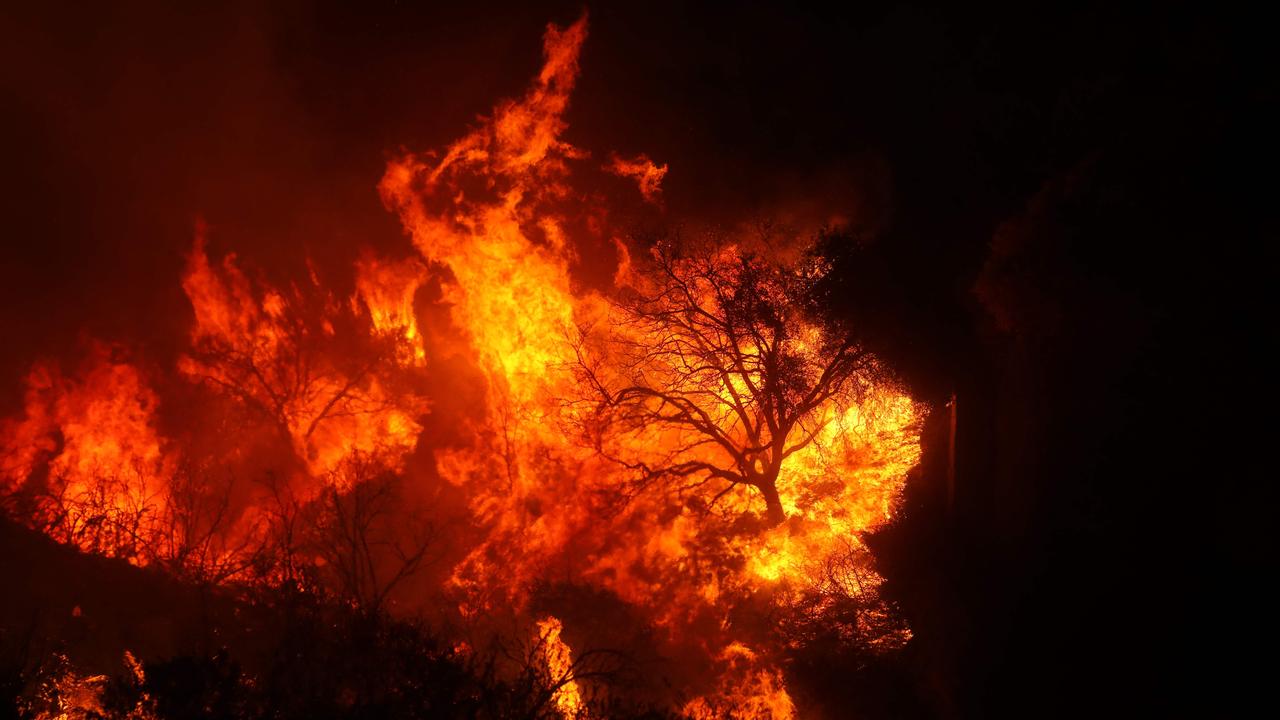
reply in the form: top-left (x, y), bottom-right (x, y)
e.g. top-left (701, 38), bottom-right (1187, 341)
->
top-left (378, 16), bottom-right (589, 412)
top-left (537, 616), bottom-right (587, 718)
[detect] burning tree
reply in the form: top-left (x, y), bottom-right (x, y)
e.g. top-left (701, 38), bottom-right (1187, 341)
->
top-left (574, 236), bottom-right (886, 527)
top-left (179, 234), bottom-right (426, 477)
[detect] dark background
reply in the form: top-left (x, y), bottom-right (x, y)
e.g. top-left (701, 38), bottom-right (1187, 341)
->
top-left (2, 1), bottom-right (1270, 716)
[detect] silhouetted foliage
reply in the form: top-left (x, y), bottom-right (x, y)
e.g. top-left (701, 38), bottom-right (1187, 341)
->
top-left (2, 556), bottom-right (680, 720)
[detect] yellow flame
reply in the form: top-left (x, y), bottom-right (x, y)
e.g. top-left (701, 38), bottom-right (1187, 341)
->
top-left (537, 616), bottom-right (586, 718)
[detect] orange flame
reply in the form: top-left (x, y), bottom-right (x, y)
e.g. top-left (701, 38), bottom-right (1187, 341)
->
top-left (371, 15), bottom-right (921, 709)
top-left (179, 232), bottom-right (423, 478)
top-left (537, 616), bottom-right (587, 718)
top-left (1, 12), bottom-right (923, 716)
top-left (605, 153), bottom-right (668, 203)
top-left (355, 254), bottom-right (429, 365)
top-left (1, 344), bottom-right (173, 560)
top-left (683, 643), bottom-right (795, 720)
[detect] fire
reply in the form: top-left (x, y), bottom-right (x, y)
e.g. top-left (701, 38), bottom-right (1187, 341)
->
top-left (750, 389), bottom-right (922, 584)
top-left (1, 12), bottom-right (924, 716)
top-left (372, 13), bottom-right (921, 707)
top-left (377, 15), bottom-right (588, 414)
top-left (683, 643), bottom-right (795, 720)
top-left (179, 230), bottom-right (424, 478)
top-left (355, 254), bottom-right (429, 364)
top-left (605, 153), bottom-right (669, 203)
top-left (17, 650), bottom-right (156, 720)
top-left (1, 344), bottom-right (173, 560)
top-left (537, 616), bottom-right (587, 718)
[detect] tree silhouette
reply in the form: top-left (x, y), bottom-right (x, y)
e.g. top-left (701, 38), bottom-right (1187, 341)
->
top-left (308, 453), bottom-right (436, 614)
top-left (574, 236), bottom-right (883, 526)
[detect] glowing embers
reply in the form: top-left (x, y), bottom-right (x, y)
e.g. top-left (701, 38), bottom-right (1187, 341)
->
top-left (16, 650), bottom-right (157, 720)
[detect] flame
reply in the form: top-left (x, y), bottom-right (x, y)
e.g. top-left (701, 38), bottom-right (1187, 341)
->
top-left (377, 16), bottom-right (589, 413)
top-left (179, 232), bottom-right (423, 478)
top-left (537, 616), bottom-right (587, 718)
top-left (18, 650), bottom-right (156, 720)
top-left (605, 153), bottom-right (668, 203)
top-left (750, 389), bottom-right (921, 584)
top-left (373, 15), bottom-right (920, 708)
top-left (683, 643), bottom-right (795, 720)
top-left (355, 254), bottom-right (429, 364)
top-left (1, 344), bottom-right (173, 560)
top-left (1, 13), bottom-right (924, 716)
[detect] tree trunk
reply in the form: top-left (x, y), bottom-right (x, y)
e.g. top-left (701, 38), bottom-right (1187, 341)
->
top-left (759, 480), bottom-right (786, 527)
